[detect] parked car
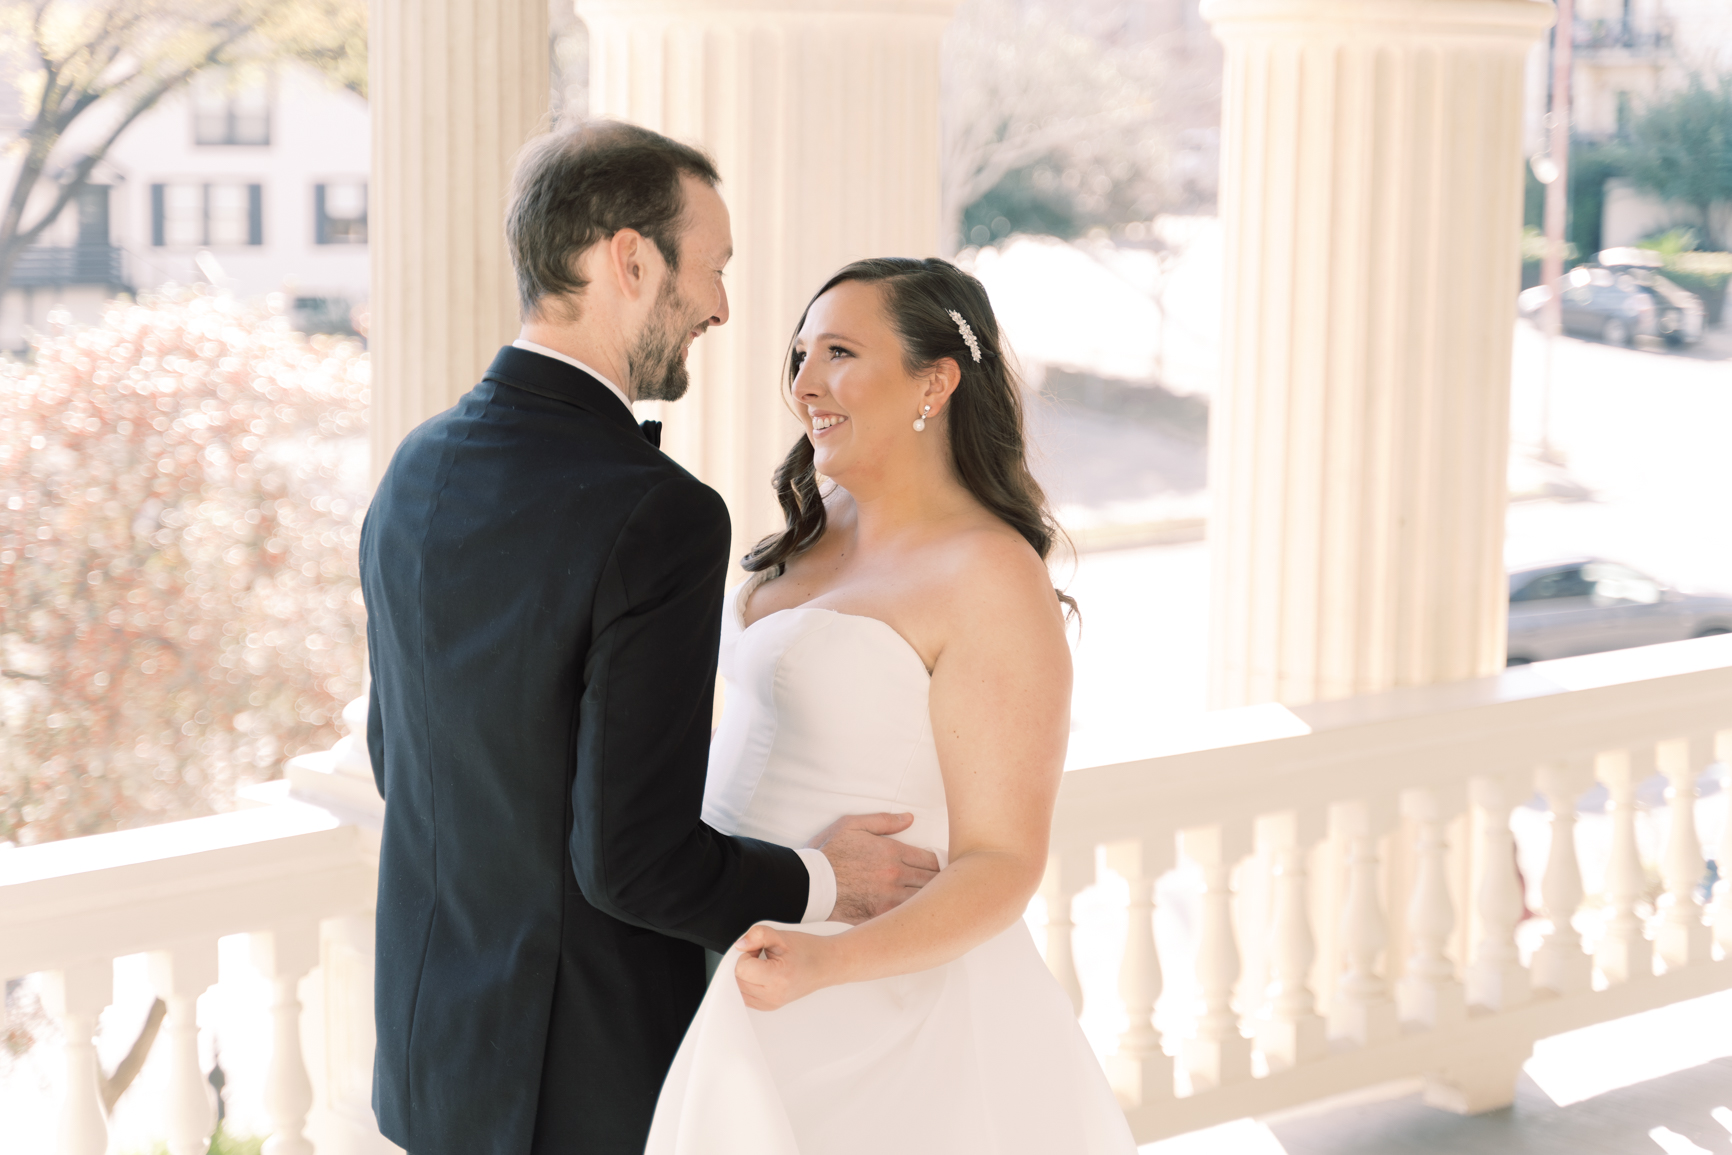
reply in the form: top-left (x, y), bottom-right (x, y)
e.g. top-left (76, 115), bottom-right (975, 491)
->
top-left (1506, 558), bottom-right (1732, 664)
top-left (1517, 263), bottom-right (1705, 347)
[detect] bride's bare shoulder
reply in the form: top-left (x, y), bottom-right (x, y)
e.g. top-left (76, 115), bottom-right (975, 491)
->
top-left (929, 521), bottom-right (1068, 634)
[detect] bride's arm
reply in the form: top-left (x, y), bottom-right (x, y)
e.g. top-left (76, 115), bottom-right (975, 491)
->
top-left (734, 533), bottom-right (1071, 1008)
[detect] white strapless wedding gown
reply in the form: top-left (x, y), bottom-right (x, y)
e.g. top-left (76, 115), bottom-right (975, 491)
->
top-left (645, 584), bottom-right (1136, 1154)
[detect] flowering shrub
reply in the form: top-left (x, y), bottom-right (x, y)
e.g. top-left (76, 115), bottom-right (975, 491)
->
top-left (0, 290), bottom-right (369, 845)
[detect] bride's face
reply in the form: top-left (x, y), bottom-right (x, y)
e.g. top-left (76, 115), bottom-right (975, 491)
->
top-left (791, 281), bottom-right (930, 481)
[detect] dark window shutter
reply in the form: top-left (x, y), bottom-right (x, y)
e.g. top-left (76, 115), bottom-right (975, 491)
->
top-left (151, 184), bottom-right (165, 247)
top-left (248, 184), bottom-right (263, 245)
top-left (314, 183), bottom-right (327, 245)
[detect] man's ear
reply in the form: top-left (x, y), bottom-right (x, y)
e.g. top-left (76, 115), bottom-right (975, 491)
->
top-left (608, 228), bottom-right (651, 302)
top-left (922, 357), bottom-right (963, 417)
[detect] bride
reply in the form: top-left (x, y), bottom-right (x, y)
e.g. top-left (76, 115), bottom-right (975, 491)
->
top-left (647, 257), bottom-right (1136, 1154)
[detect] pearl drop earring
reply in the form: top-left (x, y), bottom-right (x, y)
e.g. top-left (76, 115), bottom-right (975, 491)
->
top-left (913, 404), bottom-right (931, 432)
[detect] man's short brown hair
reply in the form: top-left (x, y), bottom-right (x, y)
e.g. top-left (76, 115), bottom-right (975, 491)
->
top-left (506, 121), bottom-right (721, 320)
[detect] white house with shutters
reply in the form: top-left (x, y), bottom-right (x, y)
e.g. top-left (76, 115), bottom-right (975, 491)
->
top-left (0, 61), bottom-right (369, 349)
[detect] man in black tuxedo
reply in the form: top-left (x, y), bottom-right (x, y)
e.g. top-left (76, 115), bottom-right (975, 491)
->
top-left (360, 121), bottom-right (940, 1154)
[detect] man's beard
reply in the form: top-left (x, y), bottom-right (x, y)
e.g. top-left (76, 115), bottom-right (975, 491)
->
top-left (629, 278), bottom-right (701, 402)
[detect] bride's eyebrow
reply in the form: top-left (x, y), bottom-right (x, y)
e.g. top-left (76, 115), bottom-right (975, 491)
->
top-left (814, 332), bottom-right (857, 345)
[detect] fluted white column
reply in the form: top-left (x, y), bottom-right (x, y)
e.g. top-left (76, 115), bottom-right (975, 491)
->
top-left (1715, 737), bottom-right (1732, 953)
top-left (1656, 737), bottom-right (1712, 968)
top-left (42, 962), bottom-right (111, 1155)
top-left (1200, 0), bottom-right (1554, 707)
top-left (579, 0), bottom-right (956, 564)
top-left (369, 0), bottom-right (550, 478)
top-left (1105, 837), bottom-right (1173, 1107)
top-left (150, 940), bottom-right (221, 1155)
top-left (252, 922), bottom-right (322, 1155)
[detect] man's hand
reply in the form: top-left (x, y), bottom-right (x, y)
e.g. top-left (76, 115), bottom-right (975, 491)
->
top-left (808, 812), bottom-right (941, 924)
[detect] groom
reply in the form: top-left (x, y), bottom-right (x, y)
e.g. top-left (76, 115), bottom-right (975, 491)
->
top-left (360, 121), bottom-right (940, 1155)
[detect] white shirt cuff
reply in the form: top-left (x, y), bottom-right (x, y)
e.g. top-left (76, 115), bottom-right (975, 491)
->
top-left (794, 847), bottom-right (837, 924)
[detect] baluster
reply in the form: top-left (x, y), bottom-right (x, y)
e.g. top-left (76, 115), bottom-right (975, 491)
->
top-left (1039, 848), bottom-right (1088, 1014)
top-left (1397, 788), bottom-right (1465, 1026)
top-left (42, 961), bottom-right (111, 1155)
top-left (1253, 812), bottom-right (1325, 1070)
top-left (1104, 837), bottom-right (1172, 1108)
top-left (253, 921), bottom-right (321, 1155)
top-left (150, 939), bottom-right (220, 1155)
top-left (1595, 748), bottom-right (1653, 984)
top-left (1532, 760), bottom-right (1593, 995)
top-left (1465, 775), bottom-right (1530, 1010)
top-left (1330, 800), bottom-right (1396, 1045)
top-left (1656, 737), bottom-right (1712, 968)
top-left (1179, 824), bottom-right (1251, 1090)
top-left (1715, 737), bottom-right (1732, 954)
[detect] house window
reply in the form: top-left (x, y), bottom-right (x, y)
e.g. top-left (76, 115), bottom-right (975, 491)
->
top-left (315, 183), bottom-right (367, 245)
top-left (192, 67), bottom-right (270, 146)
top-left (151, 183), bottom-right (264, 247)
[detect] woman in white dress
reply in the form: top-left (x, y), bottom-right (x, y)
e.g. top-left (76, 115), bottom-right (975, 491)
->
top-left (647, 258), bottom-right (1136, 1154)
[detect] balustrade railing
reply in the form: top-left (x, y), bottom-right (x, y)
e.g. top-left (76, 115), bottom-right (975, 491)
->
top-left (5, 638), bottom-right (1732, 1150)
top-left (1044, 634), bottom-right (1732, 1143)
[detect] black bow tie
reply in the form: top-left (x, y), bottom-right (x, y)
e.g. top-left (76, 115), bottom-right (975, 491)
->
top-left (640, 420), bottom-right (662, 448)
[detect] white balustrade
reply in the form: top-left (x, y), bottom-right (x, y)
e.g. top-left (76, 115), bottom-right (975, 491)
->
top-left (1595, 747), bottom-right (1654, 984)
top-left (1178, 824), bottom-right (1251, 1091)
top-left (0, 699), bottom-right (381, 1154)
top-left (1330, 800), bottom-right (1397, 1045)
top-left (8, 642), bottom-right (1732, 1150)
top-left (1656, 736), bottom-right (1713, 968)
top-left (1465, 776), bottom-right (1530, 1011)
top-left (1103, 838), bottom-right (1172, 1108)
top-left (42, 962), bottom-right (112, 1155)
top-left (1716, 735), bottom-right (1732, 953)
top-left (254, 922), bottom-right (322, 1155)
top-left (1252, 812), bottom-right (1324, 1070)
top-left (1531, 761), bottom-right (1592, 996)
top-left (1397, 787), bottom-right (1465, 1026)
top-left (1048, 635), bottom-right (1732, 1144)
top-left (1039, 849), bottom-right (1088, 1015)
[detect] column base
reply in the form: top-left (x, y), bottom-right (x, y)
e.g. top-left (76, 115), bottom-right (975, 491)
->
top-left (1106, 1047), bottom-right (1174, 1108)
top-left (1595, 933), bottom-right (1653, 985)
top-left (1466, 960), bottom-right (1530, 1011)
top-left (1254, 1013), bottom-right (1326, 1071)
top-left (1397, 977), bottom-right (1466, 1029)
top-left (1329, 996), bottom-right (1397, 1047)
top-left (1180, 1032), bottom-right (1253, 1092)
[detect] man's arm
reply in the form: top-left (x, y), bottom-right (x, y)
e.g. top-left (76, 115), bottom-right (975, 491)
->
top-left (567, 477), bottom-right (810, 951)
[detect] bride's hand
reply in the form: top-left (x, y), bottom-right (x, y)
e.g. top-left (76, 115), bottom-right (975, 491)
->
top-left (732, 924), bottom-right (840, 1011)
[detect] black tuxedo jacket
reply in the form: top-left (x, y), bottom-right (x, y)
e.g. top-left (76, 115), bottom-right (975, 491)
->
top-left (360, 346), bottom-right (810, 1154)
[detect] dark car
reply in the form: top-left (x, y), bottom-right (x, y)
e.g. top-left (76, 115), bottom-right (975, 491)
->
top-left (1507, 558), bottom-right (1732, 664)
top-left (1518, 263), bottom-right (1705, 347)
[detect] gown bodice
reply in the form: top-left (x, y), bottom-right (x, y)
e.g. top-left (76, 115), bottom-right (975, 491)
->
top-left (702, 582), bottom-right (949, 860)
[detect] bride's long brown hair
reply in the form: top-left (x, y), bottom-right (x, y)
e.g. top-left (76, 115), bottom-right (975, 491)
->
top-left (741, 257), bottom-right (1076, 616)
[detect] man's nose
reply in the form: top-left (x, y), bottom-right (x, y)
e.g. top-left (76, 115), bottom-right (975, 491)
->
top-left (711, 280), bottom-right (730, 327)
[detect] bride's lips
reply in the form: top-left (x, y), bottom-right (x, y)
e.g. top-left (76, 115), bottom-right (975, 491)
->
top-left (809, 412), bottom-right (849, 437)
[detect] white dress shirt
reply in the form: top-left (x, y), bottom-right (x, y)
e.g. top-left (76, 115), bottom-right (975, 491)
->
top-left (510, 338), bottom-right (838, 923)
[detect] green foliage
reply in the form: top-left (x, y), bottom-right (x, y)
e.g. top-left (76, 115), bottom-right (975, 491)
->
top-left (1613, 73), bottom-right (1732, 248)
top-left (961, 165), bottom-right (1083, 244)
top-left (1638, 226), bottom-right (1702, 256)
top-left (125, 1130), bottom-right (264, 1155)
top-left (1657, 251), bottom-right (1732, 324)
top-left (1521, 225), bottom-right (1579, 265)
top-left (0, 290), bottom-right (368, 846)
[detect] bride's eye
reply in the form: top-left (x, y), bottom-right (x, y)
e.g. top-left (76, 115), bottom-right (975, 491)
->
top-left (791, 350), bottom-right (807, 370)
top-left (828, 345), bottom-right (851, 360)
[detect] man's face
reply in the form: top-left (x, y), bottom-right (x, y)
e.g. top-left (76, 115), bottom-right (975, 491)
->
top-left (630, 176), bottom-right (732, 402)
